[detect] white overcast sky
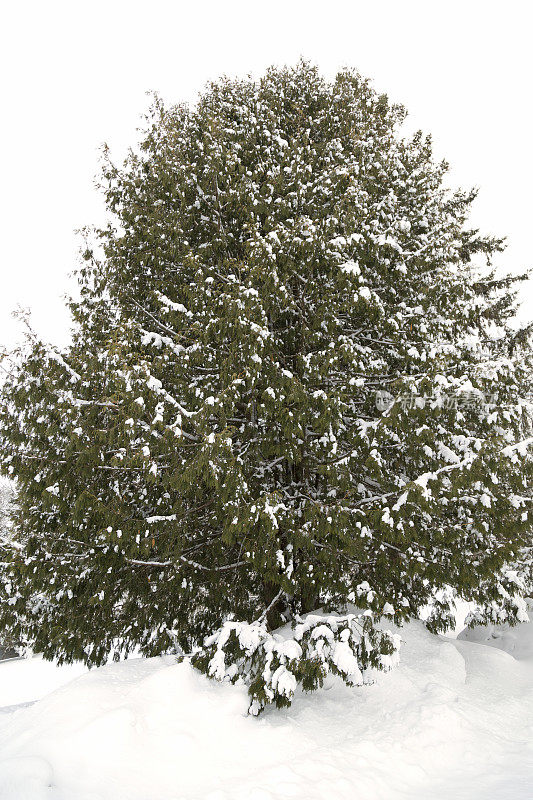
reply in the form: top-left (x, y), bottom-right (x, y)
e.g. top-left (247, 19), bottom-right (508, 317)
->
top-left (1, 0), bottom-right (531, 350)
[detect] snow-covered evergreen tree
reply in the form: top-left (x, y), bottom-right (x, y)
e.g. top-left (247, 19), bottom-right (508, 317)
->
top-left (0, 63), bottom-right (531, 709)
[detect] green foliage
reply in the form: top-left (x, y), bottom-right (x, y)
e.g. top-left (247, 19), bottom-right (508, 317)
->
top-left (191, 612), bottom-right (400, 715)
top-left (0, 62), bottom-right (532, 678)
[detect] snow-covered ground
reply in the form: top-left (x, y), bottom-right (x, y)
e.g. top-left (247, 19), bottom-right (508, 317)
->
top-left (1, 612), bottom-right (532, 800)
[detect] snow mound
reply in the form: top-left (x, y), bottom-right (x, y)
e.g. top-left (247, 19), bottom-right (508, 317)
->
top-left (458, 604), bottom-right (533, 661)
top-left (0, 655), bottom-right (87, 711)
top-left (1, 616), bottom-right (533, 800)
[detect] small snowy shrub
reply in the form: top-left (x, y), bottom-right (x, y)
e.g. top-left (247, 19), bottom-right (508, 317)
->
top-left (192, 613), bottom-right (400, 714)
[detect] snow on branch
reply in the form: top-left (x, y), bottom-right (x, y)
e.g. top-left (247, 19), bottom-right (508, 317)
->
top-left (192, 612), bottom-right (400, 715)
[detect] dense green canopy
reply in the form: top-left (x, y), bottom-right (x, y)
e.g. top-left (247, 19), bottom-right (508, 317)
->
top-left (1, 65), bottom-right (531, 689)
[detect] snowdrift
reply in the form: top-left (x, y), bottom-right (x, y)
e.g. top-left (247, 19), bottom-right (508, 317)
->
top-left (1, 613), bottom-right (532, 800)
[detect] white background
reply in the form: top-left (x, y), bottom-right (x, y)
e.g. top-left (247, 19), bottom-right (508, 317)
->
top-left (1, 0), bottom-right (531, 349)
